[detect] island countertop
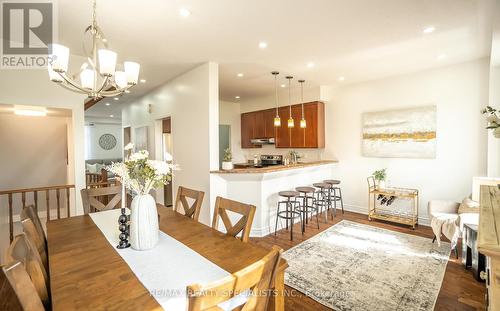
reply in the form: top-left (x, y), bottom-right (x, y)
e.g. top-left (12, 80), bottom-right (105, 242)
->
top-left (210, 160), bottom-right (338, 174)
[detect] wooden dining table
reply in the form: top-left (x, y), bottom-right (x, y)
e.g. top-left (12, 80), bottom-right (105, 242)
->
top-left (47, 204), bottom-right (288, 310)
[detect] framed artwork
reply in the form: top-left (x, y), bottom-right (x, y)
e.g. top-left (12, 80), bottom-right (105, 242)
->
top-left (98, 133), bottom-right (117, 150)
top-left (134, 126), bottom-right (148, 151)
top-left (362, 105), bottom-right (437, 158)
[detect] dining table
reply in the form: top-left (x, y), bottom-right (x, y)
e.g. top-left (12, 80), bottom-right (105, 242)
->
top-left (47, 204), bottom-right (288, 310)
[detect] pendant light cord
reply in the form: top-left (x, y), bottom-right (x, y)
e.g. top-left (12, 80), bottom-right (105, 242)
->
top-left (274, 74), bottom-right (278, 116)
top-left (288, 77), bottom-right (292, 117)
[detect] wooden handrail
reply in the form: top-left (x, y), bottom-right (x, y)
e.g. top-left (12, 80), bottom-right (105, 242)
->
top-left (0, 184), bottom-right (75, 195)
top-left (1, 184), bottom-right (76, 243)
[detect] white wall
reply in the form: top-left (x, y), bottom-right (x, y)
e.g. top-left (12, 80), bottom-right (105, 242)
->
top-left (122, 62), bottom-right (219, 225)
top-left (326, 59), bottom-right (489, 223)
top-left (85, 123), bottom-right (123, 160)
top-left (0, 70), bottom-right (86, 215)
top-left (487, 65), bottom-right (500, 176)
top-left (219, 100), bottom-right (245, 163)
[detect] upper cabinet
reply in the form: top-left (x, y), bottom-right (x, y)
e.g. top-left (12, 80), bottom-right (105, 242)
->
top-left (240, 101), bottom-right (325, 149)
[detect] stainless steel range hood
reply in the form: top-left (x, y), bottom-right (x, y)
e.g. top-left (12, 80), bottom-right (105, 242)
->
top-left (250, 138), bottom-right (275, 145)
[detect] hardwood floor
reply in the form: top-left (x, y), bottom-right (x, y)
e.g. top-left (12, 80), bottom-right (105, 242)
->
top-left (250, 210), bottom-right (486, 311)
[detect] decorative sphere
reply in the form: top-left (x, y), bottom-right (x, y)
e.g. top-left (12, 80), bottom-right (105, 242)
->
top-left (119, 233), bottom-right (127, 240)
top-left (119, 224), bottom-right (127, 232)
top-left (118, 215), bottom-right (128, 223)
top-left (119, 240), bottom-right (128, 248)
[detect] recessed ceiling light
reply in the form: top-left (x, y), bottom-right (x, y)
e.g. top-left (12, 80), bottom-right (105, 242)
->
top-left (437, 53), bottom-right (447, 60)
top-left (338, 76), bottom-right (345, 81)
top-left (179, 8), bottom-right (191, 17)
top-left (307, 62), bottom-right (315, 68)
top-left (235, 96), bottom-right (240, 99)
top-left (140, 79), bottom-right (146, 83)
top-left (423, 26), bottom-right (435, 34)
top-left (258, 42), bottom-right (267, 49)
top-left (237, 73), bottom-right (244, 77)
top-left (125, 90), bottom-right (130, 93)
top-left (280, 84), bottom-right (286, 88)
top-left (110, 114), bottom-right (114, 118)
top-left (105, 103), bottom-right (110, 106)
top-left (113, 97), bottom-right (119, 101)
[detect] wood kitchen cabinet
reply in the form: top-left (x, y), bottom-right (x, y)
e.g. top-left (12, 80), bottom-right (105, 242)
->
top-left (241, 112), bottom-right (261, 149)
top-left (241, 101), bottom-right (325, 149)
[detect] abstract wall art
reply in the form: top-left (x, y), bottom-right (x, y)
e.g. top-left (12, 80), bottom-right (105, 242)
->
top-left (362, 105), bottom-right (437, 158)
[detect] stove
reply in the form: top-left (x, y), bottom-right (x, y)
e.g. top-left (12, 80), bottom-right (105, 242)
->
top-left (260, 155), bottom-right (283, 167)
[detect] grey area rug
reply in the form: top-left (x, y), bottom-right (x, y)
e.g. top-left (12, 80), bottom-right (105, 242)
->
top-left (283, 220), bottom-right (451, 311)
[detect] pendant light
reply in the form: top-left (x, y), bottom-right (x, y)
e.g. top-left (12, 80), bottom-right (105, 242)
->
top-left (298, 79), bottom-right (306, 128)
top-left (286, 76), bottom-right (294, 128)
top-left (272, 71), bottom-right (281, 127)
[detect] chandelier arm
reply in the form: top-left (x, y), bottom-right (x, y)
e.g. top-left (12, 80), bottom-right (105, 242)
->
top-left (99, 88), bottom-right (130, 97)
top-left (58, 82), bottom-right (89, 95)
top-left (95, 75), bottom-right (110, 94)
top-left (58, 72), bottom-right (89, 93)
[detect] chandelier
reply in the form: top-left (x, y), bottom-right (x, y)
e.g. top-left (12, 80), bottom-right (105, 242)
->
top-left (48, 0), bottom-right (140, 99)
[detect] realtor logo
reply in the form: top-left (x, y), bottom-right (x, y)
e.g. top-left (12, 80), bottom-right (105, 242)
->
top-left (1, 0), bottom-right (56, 69)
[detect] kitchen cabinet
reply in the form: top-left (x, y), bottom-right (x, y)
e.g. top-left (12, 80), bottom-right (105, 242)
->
top-left (241, 112), bottom-right (261, 149)
top-left (241, 101), bottom-right (325, 149)
top-left (275, 106), bottom-right (291, 148)
top-left (290, 104), bottom-right (305, 148)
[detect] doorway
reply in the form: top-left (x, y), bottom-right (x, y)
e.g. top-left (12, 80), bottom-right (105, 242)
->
top-left (162, 118), bottom-right (173, 207)
top-left (123, 126), bottom-right (131, 149)
top-left (219, 125), bottom-right (231, 168)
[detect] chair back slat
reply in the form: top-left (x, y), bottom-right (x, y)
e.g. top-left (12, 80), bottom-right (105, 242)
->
top-left (175, 186), bottom-right (205, 221)
top-left (1, 261), bottom-right (45, 311)
top-left (212, 197), bottom-right (256, 243)
top-left (21, 218), bottom-right (48, 273)
top-left (186, 246), bottom-right (282, 311)
top-left (4, 233), bottom-right (49, 308)
top-left (81, 185), bottom-right (122, 214)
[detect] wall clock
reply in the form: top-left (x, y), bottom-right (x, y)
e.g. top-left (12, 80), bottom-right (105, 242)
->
top-left (99, 133), bottom-right (117, 150)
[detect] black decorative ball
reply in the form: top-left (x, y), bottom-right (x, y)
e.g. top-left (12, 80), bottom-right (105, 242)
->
top-left (118, 214), bottom-right (128, 223)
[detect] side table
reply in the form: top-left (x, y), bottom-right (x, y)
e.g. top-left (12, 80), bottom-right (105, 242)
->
top-left (462, 223), bottom-right (485, 282)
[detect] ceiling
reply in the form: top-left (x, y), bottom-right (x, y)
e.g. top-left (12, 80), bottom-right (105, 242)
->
top-left (58, 0), bottom-right (493, 110)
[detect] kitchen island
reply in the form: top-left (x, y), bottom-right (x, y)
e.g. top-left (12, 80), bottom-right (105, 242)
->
top-left (210, 160), bottom-right (338, 237)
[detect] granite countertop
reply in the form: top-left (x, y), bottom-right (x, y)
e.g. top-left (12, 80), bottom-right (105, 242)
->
top-left (210, 160), bottom-right (338, 174)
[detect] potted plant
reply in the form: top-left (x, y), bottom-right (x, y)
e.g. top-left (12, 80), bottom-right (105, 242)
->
top-left (481, 106), bottom-right (500, 138)
top-left (222, 148), bottom-right (233, 170)
top-left (373, 168), bottom-right (387, 189)
top-left (107, 143), bottom-right (176, 250)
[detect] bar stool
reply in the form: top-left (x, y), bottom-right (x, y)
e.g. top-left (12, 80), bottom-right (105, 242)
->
top-left (324, 179), bottom-right (344, 215)
top-left (313, 183), bottom-right (333, 221)
top-left (275, 191), bottom-right (302, 241)
top-left (295, 186), bottom-right (320, 232)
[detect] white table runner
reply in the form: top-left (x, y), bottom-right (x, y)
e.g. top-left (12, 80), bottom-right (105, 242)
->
top-left (90, 209), bottom-right (246, 310)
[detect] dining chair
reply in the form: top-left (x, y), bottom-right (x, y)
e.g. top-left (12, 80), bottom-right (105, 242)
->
top-left (0, 261), bottom-right (45, 311)
top-left (21, 218), bottom-right (48, 273)
top-left (81, 185), bottom-right (122, 214)
top-left (186, 246), bottom-right (282, 311)
top-left (175, 186), bottom-right (205, 221)
top-left (4, 233), bottom-right (49, 308)
top-left (20, 205), bottom-right (46, 244)
top-left (212, 196), bottom-right (256, 243)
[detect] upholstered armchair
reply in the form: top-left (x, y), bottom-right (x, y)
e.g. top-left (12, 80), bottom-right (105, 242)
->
top-left (427, 200), bottom-right (460, 223)
top-left (427, 200), bottom-right (461, 257)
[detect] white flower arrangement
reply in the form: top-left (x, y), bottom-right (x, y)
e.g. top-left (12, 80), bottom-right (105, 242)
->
top-left (106, 143), bottom-right (177, 195)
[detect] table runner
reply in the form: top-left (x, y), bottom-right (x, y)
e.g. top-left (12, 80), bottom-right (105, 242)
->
top-left (90, 209), bottom-right (246, 310)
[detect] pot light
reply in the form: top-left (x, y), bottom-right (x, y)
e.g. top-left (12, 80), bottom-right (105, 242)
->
top-left (113, 97), bottom-right (119, 101)
top-left (338, 76), bottom-right (345, 81)
top-left (179, 8), bottom-right (191, 17)
top-left (125, 90), bottom-right (131, 93)
top-left (307, 62), bottom-right (315, 68)
top-left (280, 84), bottom-right (286, 88)
top-left (105, 103), bottom-right (110, 106)
top-left (237, 73), bottom-right (244, 77)
top-left (110, 114), bottom-right (114, 118)
top-left (140, 79), bottom-right (146, 83)
top-left (423, 26), bottom-right (435, 34)
top-left (14, 105), bottom-right (47, 117)
top-left (258, 42), bottom-right (268, 49)
top-left (235, 96), bottom-right (240, 99)
top-left (437, 53), bottom-right (447, 60)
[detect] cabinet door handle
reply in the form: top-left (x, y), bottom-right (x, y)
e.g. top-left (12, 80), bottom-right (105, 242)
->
top-left (480, 270), bottom-right (488, 281)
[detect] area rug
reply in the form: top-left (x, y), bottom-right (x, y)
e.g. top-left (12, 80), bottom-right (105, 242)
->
top-left (283, 220), bottom-right (451, 311)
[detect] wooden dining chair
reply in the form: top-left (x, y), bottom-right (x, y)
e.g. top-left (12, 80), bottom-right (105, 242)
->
top-left (212, 196), bottom-right (256, 243)
top-left (4, 233), bottom-right (49, 308)
top-left (0, 261), bottom-right (45, 311)
top-left (21, 218), bottom-right (48, 273)
top-left (20, 205), bottom-right (46, 244)
top-left (186, 246), bottom-right (282, 311)
top-left (81, 185), bottom-right (122, 214)
top-left (175, 186), bottom-right (205, 221)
